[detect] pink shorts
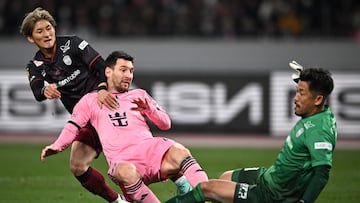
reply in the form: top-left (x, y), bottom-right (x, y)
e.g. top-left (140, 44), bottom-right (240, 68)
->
top-left (108, 137), bottom-right (175, 185)
top-left (74, 122), bottom-right (102, 158)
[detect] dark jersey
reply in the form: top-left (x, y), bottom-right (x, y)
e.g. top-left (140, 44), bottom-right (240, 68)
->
top-left (26, 35), bottom-right (104, 113)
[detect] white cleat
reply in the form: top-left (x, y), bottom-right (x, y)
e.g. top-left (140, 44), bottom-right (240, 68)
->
top-left (111, 194), bottom-right (130, 203)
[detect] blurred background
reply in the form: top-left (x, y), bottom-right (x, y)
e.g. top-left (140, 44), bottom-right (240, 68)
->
top-left (0, 0), bottom-right (359, 138)
top-left (2, 0), bottom-right (360, 39)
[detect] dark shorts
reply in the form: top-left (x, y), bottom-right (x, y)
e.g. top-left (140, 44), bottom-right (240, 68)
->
top-left (231, 167), bottom-right (266, 203)
top-left (73, 122), bottom-right (102, 158)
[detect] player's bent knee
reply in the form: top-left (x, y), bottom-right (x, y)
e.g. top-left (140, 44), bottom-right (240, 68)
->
top-left (69, 159), bottom-right (89, 176)
top-left (115, 163), bottom-right (140, 185)
top-left (172, 143), bottom-right (191, 158)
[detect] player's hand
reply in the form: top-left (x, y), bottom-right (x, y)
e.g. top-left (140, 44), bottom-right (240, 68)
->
top-left (44, 84), bottom-right (61, 99)
top-left (40, 145), bottom-right (60, 162)
top-left (97, 89), bottom-right (118, 110)
top-left (131, 98), bottom-right (150, 112)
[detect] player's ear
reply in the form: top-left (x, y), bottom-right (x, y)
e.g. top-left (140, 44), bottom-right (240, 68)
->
top-left (314, 94), bottom-right (324, 106)
top-left (105, 66), bottom-right (112, 77)
top-left (27, 36), bottom-right (35, 43)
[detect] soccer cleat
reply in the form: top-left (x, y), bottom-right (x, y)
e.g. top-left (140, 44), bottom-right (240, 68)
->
top-left (174, 176), bottom-right (193, 195)
top-left (111, 194), bottom-right (130, 203)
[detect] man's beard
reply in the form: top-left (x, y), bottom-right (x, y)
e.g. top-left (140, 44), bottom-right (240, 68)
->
top-left (115, 85), bottom-right (128, 93)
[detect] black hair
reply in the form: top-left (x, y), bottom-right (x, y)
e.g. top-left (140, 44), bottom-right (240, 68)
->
top-left (299, 68), bottom-right (334, 99)
top-left (105, 50), bottom-right (134, 68)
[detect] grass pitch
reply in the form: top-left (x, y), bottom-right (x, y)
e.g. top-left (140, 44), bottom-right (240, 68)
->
top-left (0, 144), bottom-right (359, 202)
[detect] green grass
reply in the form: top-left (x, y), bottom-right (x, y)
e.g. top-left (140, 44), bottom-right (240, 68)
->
top-left (0, 144), bottom-right (359, 202)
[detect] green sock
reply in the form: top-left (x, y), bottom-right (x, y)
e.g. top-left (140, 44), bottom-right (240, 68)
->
top-left (192, 184), bottom-right (205, 202)
top-left (164, 184), bottom-right (205, 203)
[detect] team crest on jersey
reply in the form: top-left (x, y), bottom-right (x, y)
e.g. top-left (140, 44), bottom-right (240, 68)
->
top-left (33, 60), bottom-right (43, 67)
top-left (60, 40), bottom-right (70, 53)
top-left (63, 55), bottom-right (72, 66)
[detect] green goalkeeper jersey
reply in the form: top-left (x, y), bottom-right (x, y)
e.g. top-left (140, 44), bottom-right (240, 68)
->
top-left (261, 106), bottom-right (337, 202)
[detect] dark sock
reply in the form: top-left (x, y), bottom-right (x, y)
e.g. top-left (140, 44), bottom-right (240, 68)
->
top-left (170, 172), bottom-right (184, 182)
top-left (76, 167), bottom-right (118, 202)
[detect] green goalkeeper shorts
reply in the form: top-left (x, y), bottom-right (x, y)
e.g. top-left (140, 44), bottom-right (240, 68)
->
top-left (231, 167), bottom-right (267, 203)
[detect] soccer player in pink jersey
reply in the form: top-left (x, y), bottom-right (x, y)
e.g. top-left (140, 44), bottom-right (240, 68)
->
top-left (41, 50), bottom-right (209, 203)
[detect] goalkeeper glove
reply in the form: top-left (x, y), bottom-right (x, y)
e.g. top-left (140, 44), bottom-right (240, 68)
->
top-left (289, 60), bottom-right (304, 83)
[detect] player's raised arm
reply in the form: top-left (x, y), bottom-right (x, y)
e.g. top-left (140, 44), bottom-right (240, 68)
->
top-left (131, 96), bottom-right (171, 130)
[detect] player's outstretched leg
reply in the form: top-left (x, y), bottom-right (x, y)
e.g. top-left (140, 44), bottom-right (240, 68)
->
top-left (165, 184), bottom-right (205, 203)
top-left (71, 125), bottom-right (122, 202)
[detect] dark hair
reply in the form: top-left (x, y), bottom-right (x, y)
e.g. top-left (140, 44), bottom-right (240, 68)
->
top-left (105, 50), bottom-right (134, 68)
top-left (299, 68), bottom-right (334, 99)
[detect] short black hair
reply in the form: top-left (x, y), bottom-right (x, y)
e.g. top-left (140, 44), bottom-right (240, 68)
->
top-left (299, 68), bottom-right (334, 98)
top-left (105, 50), bottom-right (134, 68)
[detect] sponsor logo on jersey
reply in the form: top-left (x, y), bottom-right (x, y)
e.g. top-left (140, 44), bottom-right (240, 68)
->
top-left (78, 40), bottom-right (88, 50)
top-left (33, 60), bottom-right (43, 67)
top-left (314, 142), bottom-right (333, 150)
top-left (57, 69), bottom-right (81, 87)
top-left (60, 40), bottom-right (71, 53)
top-left (63, 55), bottom-right (72, 66)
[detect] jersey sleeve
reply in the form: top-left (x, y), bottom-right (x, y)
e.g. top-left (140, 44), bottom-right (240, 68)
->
top-left (72, 36), bottom-right (106, 83)
top-left (305, 127), bottom-right (335, 167)
top-left (141, 91), bottom-right (171, 130)
top-left (26, 62), bottom-right (46, 101)
top-left (52, 93), bottom-right (94, 151)
top-left (69, 93), bottom-right (94, 127)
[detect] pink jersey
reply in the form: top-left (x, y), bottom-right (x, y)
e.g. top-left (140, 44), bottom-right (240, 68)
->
top-left (52, 89), bottom-right (172, 172)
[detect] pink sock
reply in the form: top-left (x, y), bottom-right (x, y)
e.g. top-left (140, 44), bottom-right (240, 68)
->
top-left (124, 179), bottom-right (160, 203)
top-left (180, 156), bottom-right (209, 187)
